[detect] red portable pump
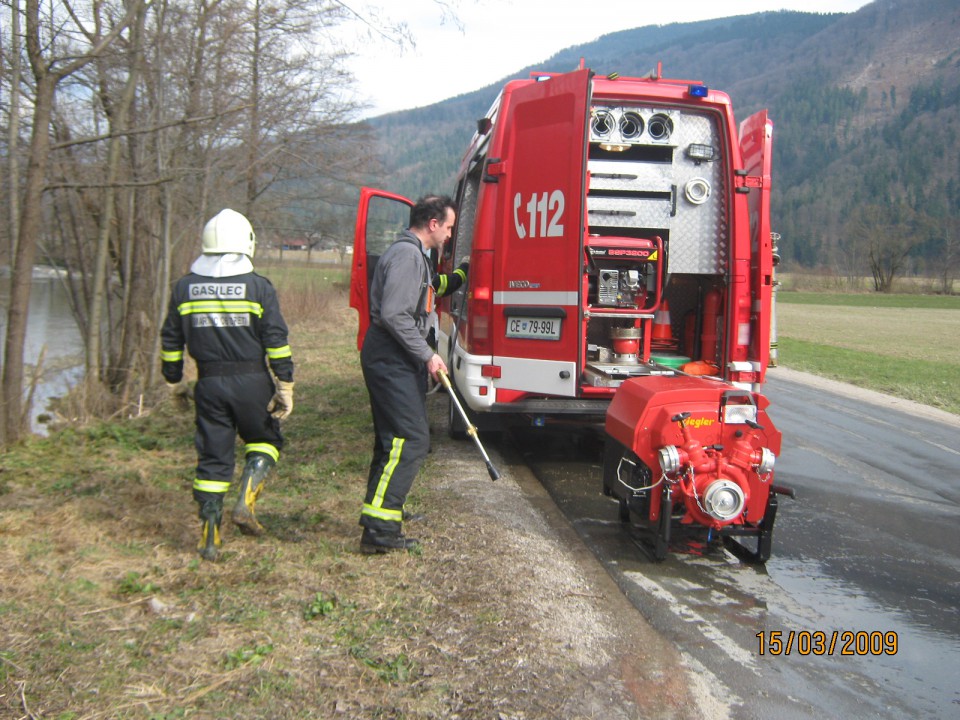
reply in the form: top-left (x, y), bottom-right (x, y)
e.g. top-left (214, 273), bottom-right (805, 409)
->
top-left (350, 62), bottom-right (791, 561)
top-left (603, 374), bottom-right (790, 561)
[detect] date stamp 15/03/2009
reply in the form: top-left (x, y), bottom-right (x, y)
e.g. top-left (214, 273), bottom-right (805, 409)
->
top-left (756, 630), bottom-right (899, 656)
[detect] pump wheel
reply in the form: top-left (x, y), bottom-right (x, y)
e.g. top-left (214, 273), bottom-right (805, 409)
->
top-left (653, 485), bottom-right (672, 561)
top-left (618, 497), bottom-right (630, 523)
top-left (727, 494), bottom-right (778, 563)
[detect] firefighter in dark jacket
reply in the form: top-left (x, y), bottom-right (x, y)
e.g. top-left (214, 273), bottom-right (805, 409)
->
top-left (161, 209), bottom-right (294, 561)
top-left (433, 258), bottom-right (468, 297)
top-left (359, 195), bottom-right (456, 553)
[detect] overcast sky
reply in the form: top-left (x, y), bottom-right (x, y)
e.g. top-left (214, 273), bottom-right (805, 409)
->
top-left (344, 0), bottom-right (872, 118)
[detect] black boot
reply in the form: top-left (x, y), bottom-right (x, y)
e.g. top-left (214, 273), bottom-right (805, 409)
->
top-left (197, 499), bottom-right (223, 561)
top-left (232, 455), bottom-right (273, 536)
top-left (360, 527), bottom-right (420, 554)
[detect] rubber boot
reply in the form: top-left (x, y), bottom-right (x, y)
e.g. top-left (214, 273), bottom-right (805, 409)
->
top-left (232, 455), bottom-right (273, 536)
top-left (360, 527), bottom-right (420, 554)
top-left (197, 499), bottom-right (223, 561)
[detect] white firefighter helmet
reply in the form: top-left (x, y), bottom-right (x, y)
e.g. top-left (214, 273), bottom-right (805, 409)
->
top-left (201, 209), bottom-right (256, 257)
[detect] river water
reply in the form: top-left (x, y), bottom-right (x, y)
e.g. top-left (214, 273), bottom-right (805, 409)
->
top-left (0, 268), bottom-right (84, 434)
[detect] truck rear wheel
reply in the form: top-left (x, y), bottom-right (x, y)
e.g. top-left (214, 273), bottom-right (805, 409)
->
top-left (447, 392), bottom-right (469, 440)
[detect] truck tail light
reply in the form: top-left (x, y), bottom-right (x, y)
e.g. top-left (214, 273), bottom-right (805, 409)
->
top-left (466, 250), bottom-right (494, 355)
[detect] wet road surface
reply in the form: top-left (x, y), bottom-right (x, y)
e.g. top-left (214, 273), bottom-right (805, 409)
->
top-left (504, 369), bottom-right (960, 719)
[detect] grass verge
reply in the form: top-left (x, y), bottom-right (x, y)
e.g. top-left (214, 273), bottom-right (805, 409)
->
top-left (775, 292), bottom-right (960, 415)
top-left (3, 274), bottom-right (676, 720)
top-left (0, 280), bottom-right (579, 719)
top-left (777, 337), bottom-right (960, 414)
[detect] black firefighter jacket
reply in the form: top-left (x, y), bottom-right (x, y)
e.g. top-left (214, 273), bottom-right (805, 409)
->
top-left (160, 271), bottom-right (293, 383)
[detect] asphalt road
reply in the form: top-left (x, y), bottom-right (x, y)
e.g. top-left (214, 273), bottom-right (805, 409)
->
top-left (508, 367), bottom-right (960, 720)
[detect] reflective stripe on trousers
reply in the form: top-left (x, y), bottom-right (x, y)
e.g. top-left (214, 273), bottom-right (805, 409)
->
top-left (360, 325), bottom-right (430, 532)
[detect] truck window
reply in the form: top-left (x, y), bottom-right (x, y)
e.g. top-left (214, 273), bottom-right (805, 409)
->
top-left (449, 157), bottom-right (483, 316)
top-left (364, 195), bottom-right (411, 285)
top-left (366, 195), bottom-right (409, 256)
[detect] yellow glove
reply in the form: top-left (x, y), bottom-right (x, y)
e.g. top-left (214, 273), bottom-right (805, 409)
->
top-left (268, 380), bottom-right (295, 420)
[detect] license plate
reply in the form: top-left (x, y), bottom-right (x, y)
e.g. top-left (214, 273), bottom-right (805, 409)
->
top-left (505, 316), bottom-right (561, 340)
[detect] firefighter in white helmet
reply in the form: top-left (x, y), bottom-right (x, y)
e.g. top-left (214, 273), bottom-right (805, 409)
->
top-left (160, 208), bottom-right (294, 561)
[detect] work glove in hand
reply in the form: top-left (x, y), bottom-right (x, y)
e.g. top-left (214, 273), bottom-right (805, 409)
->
top-left (268, 380), bottom-right (295, 420)
top-left (166, 380), bottom-right (190, 399)
top-left (166, 380), bottom-right (192, 410)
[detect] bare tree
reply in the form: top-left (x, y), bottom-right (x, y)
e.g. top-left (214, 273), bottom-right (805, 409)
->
top-left (83, 0), bottom-right (149, 395)
top-left (938, 216), bottom-right (959, 295)
top-left (834, 229), bottom-right (869, 290)
top-left (1, 0), bottom-right (137, 444)
top-left (845, 202), bottom-right (926, 293)
top-left (3, 0), bottom-right (23, 258)
top-left (1, 0), bottom-right (452, 443)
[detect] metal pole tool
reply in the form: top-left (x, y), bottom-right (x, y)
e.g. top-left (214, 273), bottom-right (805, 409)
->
top-left (437, 369), bottom-right (500, 481)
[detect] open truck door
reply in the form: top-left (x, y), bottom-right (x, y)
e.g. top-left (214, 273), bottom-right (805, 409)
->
top-left (479, 68), bottom-right (592, 399)
top-left (738, 111), bottom-right (774, 380)
top-left (349, 188), bottom-right (413, 350)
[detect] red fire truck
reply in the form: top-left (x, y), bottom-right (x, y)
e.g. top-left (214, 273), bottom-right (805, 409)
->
top-left (351, 63), bottom-right (791, 561)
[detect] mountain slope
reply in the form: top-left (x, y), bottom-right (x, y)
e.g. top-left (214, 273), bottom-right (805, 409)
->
top-left (363, 0), bottom-right (960, 274)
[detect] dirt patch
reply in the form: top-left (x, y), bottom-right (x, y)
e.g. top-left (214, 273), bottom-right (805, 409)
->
top-left (418, 391), bottom-right (699, 719)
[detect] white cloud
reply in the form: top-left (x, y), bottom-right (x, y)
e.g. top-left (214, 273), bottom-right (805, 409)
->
top-left (343, 0), bottom-right (871, 118)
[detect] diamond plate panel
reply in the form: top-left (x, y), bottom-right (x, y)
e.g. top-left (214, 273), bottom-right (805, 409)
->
top-left (587, 106), bottom-right (727, 275)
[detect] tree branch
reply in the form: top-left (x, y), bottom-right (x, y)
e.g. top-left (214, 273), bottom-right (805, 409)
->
top-left (51, 1), bottom-right (143, 80)
top-left (50, 105), bottom-right (252, 150)
top-left (45, 176), bottom-right (176, 191)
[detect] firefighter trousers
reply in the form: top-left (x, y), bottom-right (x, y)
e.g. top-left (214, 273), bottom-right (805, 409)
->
top-left (359, 325), bottom-right (430, 533)
top-left (192, 371), bottom-right (283, 505)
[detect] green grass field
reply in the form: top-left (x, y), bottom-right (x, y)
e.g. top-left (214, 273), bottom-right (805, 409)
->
top-left (775, 291), bottom-right (960, 414)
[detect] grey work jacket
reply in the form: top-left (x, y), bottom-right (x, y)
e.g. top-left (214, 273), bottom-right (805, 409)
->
top-left (369, 230), bottom-right (434, 364)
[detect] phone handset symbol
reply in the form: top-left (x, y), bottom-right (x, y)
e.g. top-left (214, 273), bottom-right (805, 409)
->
top-left (513, 193), bottom-right (526, 239)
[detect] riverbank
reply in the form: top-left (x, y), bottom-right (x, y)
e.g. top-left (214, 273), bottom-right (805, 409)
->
top-left (0, 271), bottom-right (84, 434)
